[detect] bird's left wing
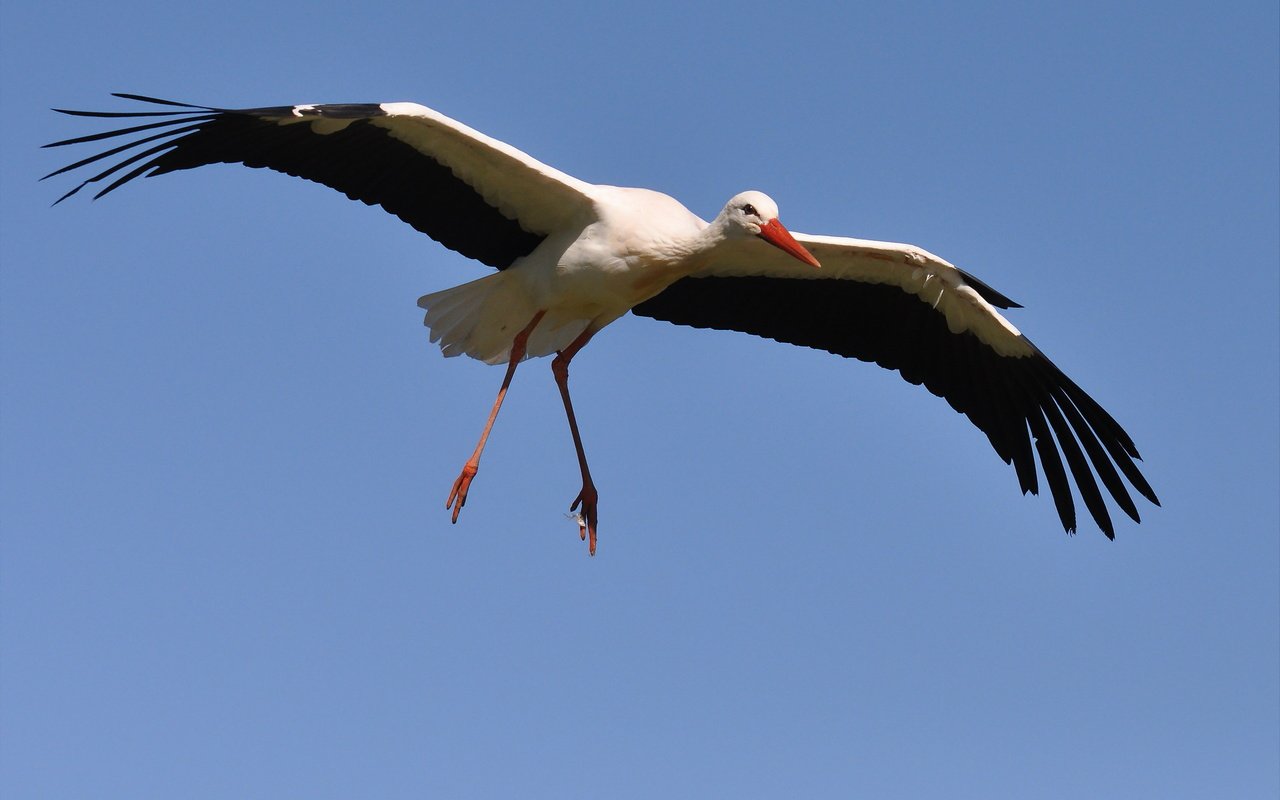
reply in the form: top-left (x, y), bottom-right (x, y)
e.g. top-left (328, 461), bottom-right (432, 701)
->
top-left (43, 94), bottom-right (599, 269)
top-left (632, 232), bottom-right (1159, 538)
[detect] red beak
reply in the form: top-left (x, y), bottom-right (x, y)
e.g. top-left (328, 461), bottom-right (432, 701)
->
top-left (757, 218), bottom-right (821, 268)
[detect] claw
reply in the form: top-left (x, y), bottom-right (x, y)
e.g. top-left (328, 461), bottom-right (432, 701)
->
top-left (570, 484), bottom-right (598, 555)
top-left (446, 463), bottom-right (478, 524)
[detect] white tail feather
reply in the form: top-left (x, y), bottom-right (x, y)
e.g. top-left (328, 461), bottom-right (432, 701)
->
top-left (418, 272), bottom-right (589, 365)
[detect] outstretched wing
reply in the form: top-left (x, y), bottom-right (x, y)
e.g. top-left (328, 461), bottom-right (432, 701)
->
top-left (632, 232), bottom-right (1159, 538)
top-left (43, 94), bottom-right (598, 269)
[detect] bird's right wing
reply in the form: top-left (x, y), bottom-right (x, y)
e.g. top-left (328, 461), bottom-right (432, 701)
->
top-left (43, 94), bottom-right (600, 269)
top-left (632, 232), bottom-right (1158, 538)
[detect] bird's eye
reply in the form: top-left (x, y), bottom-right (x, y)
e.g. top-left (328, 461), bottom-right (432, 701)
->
top-left (741, 203), bottom-right (758, 216)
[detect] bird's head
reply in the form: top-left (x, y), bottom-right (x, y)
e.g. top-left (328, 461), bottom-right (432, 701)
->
top-left (719, 190), bottom-right (821, 268)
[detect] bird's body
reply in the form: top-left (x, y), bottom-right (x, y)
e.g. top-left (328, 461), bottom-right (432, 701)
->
top-left (422, 185), bottom-right (711, 365)
top-left (44, 94), bottom-right (1159, 554)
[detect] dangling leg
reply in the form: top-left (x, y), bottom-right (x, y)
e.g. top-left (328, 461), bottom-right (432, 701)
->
top-left (551, 325), bottom-right (601, 555)
top-left (447, 311), bottom-right (545, 524)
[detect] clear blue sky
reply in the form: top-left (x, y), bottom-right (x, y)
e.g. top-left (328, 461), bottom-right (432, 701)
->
top-left (2, 2), bottom-right (1276, 797)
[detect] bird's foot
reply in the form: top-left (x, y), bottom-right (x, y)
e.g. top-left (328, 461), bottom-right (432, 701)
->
top-left (570, 483), bottom-right (598, 556)
top-left (446, 463), bottom-right (479, 524)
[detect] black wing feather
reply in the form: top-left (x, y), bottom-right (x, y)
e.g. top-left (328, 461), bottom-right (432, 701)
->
top-left (44, 95), bottom-right (544, 269)
top-left (633, 275), bottom-right (1159, 537)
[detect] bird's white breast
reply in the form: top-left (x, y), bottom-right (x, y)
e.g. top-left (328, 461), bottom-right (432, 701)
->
top-left (519, 186), bottom-right (708, 322)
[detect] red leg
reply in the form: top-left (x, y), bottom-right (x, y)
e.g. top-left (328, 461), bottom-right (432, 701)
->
top-left (551, 326), bottom-right (600, 555)
top-left (447, 311), bottom-right (545, 524)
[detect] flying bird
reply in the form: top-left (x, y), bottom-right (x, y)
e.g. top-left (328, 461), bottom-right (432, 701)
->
top-left (44, 93), bottom-right (1159, 555)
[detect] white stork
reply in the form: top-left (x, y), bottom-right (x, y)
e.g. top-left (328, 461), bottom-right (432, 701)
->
top-left (44, 93), bottom-right (1159, 555)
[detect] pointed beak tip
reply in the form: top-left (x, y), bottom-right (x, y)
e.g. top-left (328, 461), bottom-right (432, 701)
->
top-left (758, 218), bottom-right (822, 269)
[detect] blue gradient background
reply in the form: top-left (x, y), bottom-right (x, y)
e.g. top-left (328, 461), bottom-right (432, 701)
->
top-left (2, 2), bottom-right (1277, 797)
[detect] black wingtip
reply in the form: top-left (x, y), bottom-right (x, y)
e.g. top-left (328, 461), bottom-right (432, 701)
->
top-left (1099, 518), bottom-right (1115, 540)
top-left (110, 93), bottom-right (214, 110)
top-left (957, 268), bottom-right (1023, 309)
top-left (50, 184), bottom-right (83, 205)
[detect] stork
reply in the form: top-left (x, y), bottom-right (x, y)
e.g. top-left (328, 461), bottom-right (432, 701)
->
top-left (44, 94), bottom-right (1159, 554)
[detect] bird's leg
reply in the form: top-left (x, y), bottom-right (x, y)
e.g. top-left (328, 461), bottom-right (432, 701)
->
top-left (447, 310), bottom-right (545, 524)
top-left (551, 326), bottom-right (601, 555)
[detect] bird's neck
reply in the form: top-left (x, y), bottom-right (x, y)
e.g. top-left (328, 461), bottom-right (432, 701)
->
top-left (686, 212), bottom-right (757, 272)
top-left (664, 215), bottom-right (734, 272)
top-left (617, 216), bottom-right (729, 275)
